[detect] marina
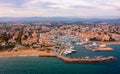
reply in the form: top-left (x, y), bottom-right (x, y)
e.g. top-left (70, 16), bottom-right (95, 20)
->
top-left (57, 41), bottom-right (116, 63)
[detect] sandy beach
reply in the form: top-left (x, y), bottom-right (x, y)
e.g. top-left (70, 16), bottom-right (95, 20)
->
top-left (0, 49), bottom-right (52, 57)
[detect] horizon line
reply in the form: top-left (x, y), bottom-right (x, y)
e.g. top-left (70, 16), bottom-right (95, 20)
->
top-left (0, 16), bottom-right (120, 19)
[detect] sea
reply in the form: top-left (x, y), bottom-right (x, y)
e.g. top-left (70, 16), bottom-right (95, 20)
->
top-left (0, 44), bottom-right (120, 74)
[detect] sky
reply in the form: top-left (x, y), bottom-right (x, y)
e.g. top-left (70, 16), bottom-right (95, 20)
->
top-left (0, 0), bottom-right (120, 18)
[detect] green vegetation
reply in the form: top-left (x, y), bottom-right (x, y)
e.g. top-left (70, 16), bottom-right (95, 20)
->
top-left (0, 34), bottom-right (15, 51)
top-left (0, 44), bottom-right (15, 51)
top-left (3, 35), bottom-right (11, 43)
top-left (16, 28), bottom-right (23, 44)
top-left (0, 34), bottom-right (11, 43)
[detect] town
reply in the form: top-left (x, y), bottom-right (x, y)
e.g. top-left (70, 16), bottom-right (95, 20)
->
top-left (0, 21), bottom-right (119, 62)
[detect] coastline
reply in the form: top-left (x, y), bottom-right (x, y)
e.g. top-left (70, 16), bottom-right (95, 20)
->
top-left (0, 48), bottom-right (116, 63)
top-left (0, 41), bottom-right (118, 63)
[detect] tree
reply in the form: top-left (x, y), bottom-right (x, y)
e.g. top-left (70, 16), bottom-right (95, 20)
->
top-left (16, 28), bottom-right (23, 44)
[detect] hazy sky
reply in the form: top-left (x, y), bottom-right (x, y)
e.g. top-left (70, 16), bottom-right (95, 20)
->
top-left (0, 0), bottom-right (120, 18)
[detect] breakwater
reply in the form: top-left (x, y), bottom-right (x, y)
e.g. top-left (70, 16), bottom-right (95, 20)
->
top-left (57, 56), bottom-right (116, 63)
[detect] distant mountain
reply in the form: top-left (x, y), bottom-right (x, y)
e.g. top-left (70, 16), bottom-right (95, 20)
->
top-left (0, 17), bottom-right (119, 22)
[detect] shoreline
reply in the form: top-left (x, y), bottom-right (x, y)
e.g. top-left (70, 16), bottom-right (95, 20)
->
top-left (0, 45), bottom-right (117, 63)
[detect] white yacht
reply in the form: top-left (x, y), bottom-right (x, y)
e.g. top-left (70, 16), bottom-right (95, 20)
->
top-left (64, 48), bottom-right (76, 55)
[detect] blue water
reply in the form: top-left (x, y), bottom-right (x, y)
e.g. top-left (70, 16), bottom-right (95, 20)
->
top-left (0, 44), bottom-right (120, 74)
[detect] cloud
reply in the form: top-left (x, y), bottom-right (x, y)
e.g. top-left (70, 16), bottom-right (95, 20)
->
top-left (71, 5), bottom-right (96, 9)
top-left (0, 0), bottom-right (30, 8)
top-left (25, 0), bottom-right (57, 9)
top-left (36, 2), bottom-right (57, 8)
top-left (0, 0), bottom-right (120, 18)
